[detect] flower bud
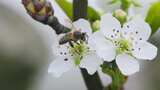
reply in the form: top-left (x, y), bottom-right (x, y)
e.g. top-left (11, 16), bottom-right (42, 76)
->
top-left (113, 9), bottom-right (127, 25)
top-left (22, 0), bottom-right (71, 34)
top-left (22, 0), bottom-right (54, 24)
top-left (92, 20), bottom-right (100, 32)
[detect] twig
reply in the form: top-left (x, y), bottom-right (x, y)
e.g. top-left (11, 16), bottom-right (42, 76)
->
top-left (73, 0), bottom-right (103, 90)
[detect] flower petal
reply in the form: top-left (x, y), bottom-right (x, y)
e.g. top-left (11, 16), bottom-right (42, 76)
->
top-left (132, 41), bottom-right (157, 60)
top-left (80, 52), bottom-right (103, 75)
top-left (89, 31), bottom-right (112, 48)
top-left (100, 13), bottom-right (122, 39)
top-left (123, 16), bottom-right (151, 41)
top-left (89, 31), bottom-right (116, 62)
top-left (73, 19), bottom-right (92, 36)
top-left (116, 54), bottom-right (140, 76)
top-left (96, 47), bottom-right (116, 62)
top-left (48, 56), bottom-right (75, 78)
top-left (53, 44), bottom-right (70, 57)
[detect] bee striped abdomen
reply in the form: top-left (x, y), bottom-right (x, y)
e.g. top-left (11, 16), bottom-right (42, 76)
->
top-left (59, 31), bottom-right (87, 45)
top-left (59, 33), bottom-right (74, 45)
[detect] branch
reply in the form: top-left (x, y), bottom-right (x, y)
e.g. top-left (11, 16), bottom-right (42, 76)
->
top-left (73, 0), bottom-right (103, 90)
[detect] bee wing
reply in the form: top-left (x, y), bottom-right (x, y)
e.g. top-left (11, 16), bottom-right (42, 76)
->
top-left (64, 19), bottom-right (80, 32)
top-left (64, 19), bottom-right (76, 30)
top-left (59, 33), bottom-right (70, 45)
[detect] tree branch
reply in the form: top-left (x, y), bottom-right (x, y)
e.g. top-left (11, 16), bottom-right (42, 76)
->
top-left (73, 0), bottom-right (103, 90)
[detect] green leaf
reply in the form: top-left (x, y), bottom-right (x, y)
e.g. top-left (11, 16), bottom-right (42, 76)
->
top-left (131, 0), bottom-right (141, 7)
top-left (108, 0), bottom-right (118, 4)
top-left (55, 0), bottom-right (100, 22)
top-left (55, 0), bottom-right (73, 20)
top-left (120, 0), bottom-right (132, 12)
top-left (87, 7), bottom-right (100, 23)
top-left (146, 2), bottom-right (160, 34)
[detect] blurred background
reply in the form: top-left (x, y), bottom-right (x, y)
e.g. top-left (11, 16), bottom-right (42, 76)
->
top-left (0, 0), bottom-right (160, 90)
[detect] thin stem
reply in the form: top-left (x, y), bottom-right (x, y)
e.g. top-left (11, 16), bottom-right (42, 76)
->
top-left (48, 16), bottom-right (71, 34)
top-left (73, 0), bottom-right (88, 21)
top-left (80, 69), bottom-right (104, 90)
top-left (102, 62), bottom-right (128, 90)
top-left (73, 0), bottom-right (103, 90)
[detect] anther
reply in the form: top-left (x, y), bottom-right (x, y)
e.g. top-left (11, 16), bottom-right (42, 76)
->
top-left (138, 48), bottom-right (141, 51)
top-left (139, 38), bottom-right (142, 40)
top-left (113, 29), bottom-right (116, 32)
top-left (111, 35), bottom-right (114, 38)
top-left (64, 58), bottom-right (68, 61)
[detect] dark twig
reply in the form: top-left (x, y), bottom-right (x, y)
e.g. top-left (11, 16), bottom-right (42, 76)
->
top-left (73, 0), bottom-right (103, 90)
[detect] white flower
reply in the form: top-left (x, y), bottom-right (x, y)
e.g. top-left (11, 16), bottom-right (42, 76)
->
top-left (92, 13), bottom-right (157, 76)
top-left (48, 19), bottom-right (102, 77)
top-left (92, 0), bottom-right (157, 17)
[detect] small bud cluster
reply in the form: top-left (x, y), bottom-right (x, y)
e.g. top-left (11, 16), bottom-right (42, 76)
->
top-left (22, 0), bottom-right (53, 24)
top-left (22, 0), bottom-right (70, 34)
top-left (113, 9), bottom-right (127, 25)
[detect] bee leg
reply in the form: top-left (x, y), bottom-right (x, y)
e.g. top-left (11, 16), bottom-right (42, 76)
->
top-left (69, 41), bottom-right (74, 47)
top-left (85, 34), bottom-right (89, 44)
top-left (59, 36), bottom-right (68, 45)
top-left (79, 40), bottom-right (84, 44)
top-left (75, 40), bottom-right (81, 45)
top-left (80, 56), bottom-right (83, 59)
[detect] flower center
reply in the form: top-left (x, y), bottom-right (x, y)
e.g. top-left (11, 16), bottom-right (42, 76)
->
top-left (114, 39), bottom-right (131, 54)
top-left (69, 42), bottom-right (89, 65)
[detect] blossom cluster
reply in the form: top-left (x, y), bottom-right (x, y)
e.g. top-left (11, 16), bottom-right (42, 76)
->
top-left (48, 13), bottom-right (157, 77)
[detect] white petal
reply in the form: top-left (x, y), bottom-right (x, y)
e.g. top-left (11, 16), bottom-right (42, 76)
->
top-left (100, 13), bottom-right (122, 39)
top-left (89, 31), bottom-right (116, 62)
top-left (48, 56), bottom-right (75, 78)
top-left (80, 52), bottom-right (103, 75)
top-left (89, 31), bottom-right (112, 48)
top-left (53, 44), bottom-right (70, 56)
top-left (116, 54), bottom-right (140, 76)
top-left (96, 47), bottom-right (116, 62)
top-left (123, 16), bottom-right (151, 41)
top-left (132, 41), bottom-right (157, 60)
top-left (73, 19), bottom-right (92, 35)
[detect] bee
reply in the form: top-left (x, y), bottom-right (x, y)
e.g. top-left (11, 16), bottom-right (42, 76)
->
top-left (59, 30), bottom-right (88, 45)
top-left (59, 19), bottom-right (88, 45)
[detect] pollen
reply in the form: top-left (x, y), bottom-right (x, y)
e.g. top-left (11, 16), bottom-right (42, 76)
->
top-left (114, 39), bottom-right (131, 54)
top-left (69, 42), bottom-right (89, 65)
